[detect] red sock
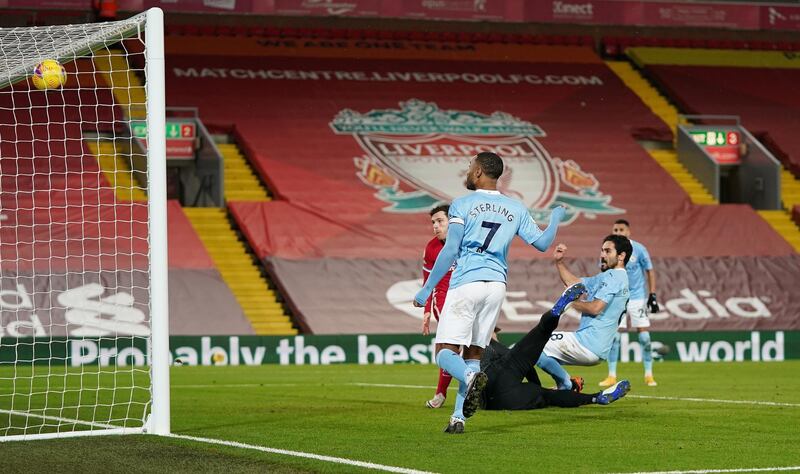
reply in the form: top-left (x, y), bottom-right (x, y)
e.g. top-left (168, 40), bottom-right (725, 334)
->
top-left (436, 368), bottom-right (453, 396)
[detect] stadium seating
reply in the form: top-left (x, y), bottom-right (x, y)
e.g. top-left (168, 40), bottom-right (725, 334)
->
top-left (0, 60), bottom-right (251, 335)
top-left (645, 62), bottom-right (800, 176)
top-left (163, 35), bottom-right (798, 334)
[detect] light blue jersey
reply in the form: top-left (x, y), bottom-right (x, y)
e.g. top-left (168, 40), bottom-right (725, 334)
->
top-left (447, 189), bottom-right (543, 289)
top-left (626, 239), bottom-right (653, 300)
top-left (575, 268), bottom-right (629, 359)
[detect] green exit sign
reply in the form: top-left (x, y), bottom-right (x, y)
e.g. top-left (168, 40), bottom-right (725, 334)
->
top-left (132, 121), bottom-right (196, 139)
top-left (690, 130), bottom-right (740, 147)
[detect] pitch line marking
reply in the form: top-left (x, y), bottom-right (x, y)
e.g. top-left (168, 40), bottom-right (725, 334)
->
top-left (1, 409), bottom-right (436, 473)
top-left (172, 383), bottom-right (299, 389)
top-left (167, 433), bottom-right (436, 474)
top-left (609, 466), bottom-right (800, 474)
top-left (351, 383), bottom-right (435, 389)
top-left (626, 394), bottom-right (800, 408)
top-left (350, 383), bottom-right (800, 407)
top-left (0, 408), bottom-right (120, 429)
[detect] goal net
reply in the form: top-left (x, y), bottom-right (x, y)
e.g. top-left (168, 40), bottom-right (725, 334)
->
top-left (0, 9), bottom-right (169, 441)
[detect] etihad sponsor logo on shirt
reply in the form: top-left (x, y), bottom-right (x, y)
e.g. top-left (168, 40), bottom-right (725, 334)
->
top-left (331, 99), bottom-right (622, 223)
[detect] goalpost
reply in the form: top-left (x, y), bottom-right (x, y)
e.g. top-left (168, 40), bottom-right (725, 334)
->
top-left (0, 9), bottom-right (169, 441)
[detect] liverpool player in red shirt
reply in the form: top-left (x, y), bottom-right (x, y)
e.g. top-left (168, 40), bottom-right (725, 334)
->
top-left (422, 204), bottom-right (455, 408)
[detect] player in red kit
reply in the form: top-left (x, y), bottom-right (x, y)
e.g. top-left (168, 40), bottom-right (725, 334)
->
top-left (422, 204), bottom-right (455, 409)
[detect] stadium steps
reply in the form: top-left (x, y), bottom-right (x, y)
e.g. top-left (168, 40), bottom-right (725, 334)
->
top-left (647, 149), bottom-right (717, 205)
top-left (214, 142), bottom-right (271, 202)
top-left (85, 139), bottom-right (147, 201)
top-left (93, 49), bottom-right (147, 121)
top-left (607, 60), bottom-right (716, 204)
top-left (758, 210), bottom-right (800, 252)
top-left (605, 60), bottom-right (681, 135)
top-left (183, 207), bottom-right (297, 335)
top-left (782, 169), bottom-right (800, 213)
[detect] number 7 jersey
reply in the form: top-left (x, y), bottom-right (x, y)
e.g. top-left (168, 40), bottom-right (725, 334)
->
top-left (447, 189), bottom-right (544, 289)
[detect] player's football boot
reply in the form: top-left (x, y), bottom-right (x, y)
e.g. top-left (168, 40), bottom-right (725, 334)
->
top-left (552, 282), bottom-right (587, 316)
top-left (644, 375), bottom-right (658, 387)
top-left (426, 393), bottom-right (446, 409)
top-left (570, 376), bottom-right (584, 392)
top-left (598, 375), bottom-right (617, 387)
top-left (597, 380), bottom-right (631, 405)
top-left (443, 416), bottom-right (465, 434)
top-left (462, 371), bottom-right (488, 419)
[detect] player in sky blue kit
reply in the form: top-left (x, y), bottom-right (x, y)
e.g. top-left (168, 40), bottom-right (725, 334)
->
top-left (599, 219), bottom-right (660, 388)
top-left (413, 152), bottom-right (566, 434)
top-left (535, 235), bottom-right (631, 391)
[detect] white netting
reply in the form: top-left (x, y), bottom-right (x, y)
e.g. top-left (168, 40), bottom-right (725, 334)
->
top-left (0, 12), bottom-right (157, 439)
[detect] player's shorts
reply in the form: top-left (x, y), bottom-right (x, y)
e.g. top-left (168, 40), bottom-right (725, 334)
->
top-left (435, 281), bottom-right (505, 348)
top-left (542, 332), bottom-right (601, 366)
top-left (619, 299), bottom-right (650, 329)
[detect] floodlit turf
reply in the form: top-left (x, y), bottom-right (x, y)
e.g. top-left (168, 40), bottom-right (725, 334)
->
top-left (2, 361), bottom-right (800, 473)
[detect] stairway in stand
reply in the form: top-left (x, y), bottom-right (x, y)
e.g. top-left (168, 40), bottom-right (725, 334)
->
top-left (184, 207), bottom-right (297, 335)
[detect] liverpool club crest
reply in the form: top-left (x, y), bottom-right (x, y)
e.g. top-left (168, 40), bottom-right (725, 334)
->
top-left (331, 99), bottom-right (623, 224)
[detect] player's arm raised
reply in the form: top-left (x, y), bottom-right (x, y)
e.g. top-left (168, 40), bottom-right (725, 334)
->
top-left (532, 206), bottom-right (566, 251)
top-left (413, 223), bottom-right (465, 307)
top-left (520, 206), bottom-right (566, 252)
top-left (553, 243), bottom-right (581, 287)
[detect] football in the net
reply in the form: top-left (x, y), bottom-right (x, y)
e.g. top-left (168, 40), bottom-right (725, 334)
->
top-left (31, 59), bottom-right (67, 90)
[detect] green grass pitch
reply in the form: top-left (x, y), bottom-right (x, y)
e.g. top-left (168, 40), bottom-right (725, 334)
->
top-left (2, 361), bottom-right (799, 473)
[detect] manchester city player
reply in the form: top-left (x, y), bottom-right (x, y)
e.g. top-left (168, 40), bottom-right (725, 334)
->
top-left (599, 219), bottom-right (660, 388)
top-left (535, 236), bottom-right (631, 391)
top-left (413, 152), bottom-right (565, 434)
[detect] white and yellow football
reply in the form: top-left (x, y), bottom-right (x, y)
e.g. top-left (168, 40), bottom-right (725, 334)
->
top-left (31, 59), bottom-right (67, 90)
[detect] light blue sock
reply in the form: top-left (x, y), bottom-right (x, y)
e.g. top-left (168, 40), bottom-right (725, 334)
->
top-left (451, 359), bottom-right (481, 421)
top-left (436, 349), bottom-right (469, 384)
top-left (536, 353), bottom-right (571, 390)
top-left (453, 379), bottom-right (467, 420)
top-left (464, 359), bottom-right (481, 375)
top-left (608, 332), bottom-right (621, 376)
top-left (639, 331), bottom-right (653, 376)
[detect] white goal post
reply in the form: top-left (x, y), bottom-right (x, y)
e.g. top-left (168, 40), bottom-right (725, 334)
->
top-left (0, 8), bottom-right (169, 441)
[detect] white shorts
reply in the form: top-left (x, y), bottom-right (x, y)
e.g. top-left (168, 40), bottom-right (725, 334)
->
top-left (434, 281), bottom-right (505, 348)
top-left (542, 332), bottom-right (601, 366)
top-left (619, 299), bottom-right (651, 329)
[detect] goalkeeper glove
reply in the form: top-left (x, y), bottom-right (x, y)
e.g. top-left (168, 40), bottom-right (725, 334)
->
top-left (647, 292), bottom-right (660, 313)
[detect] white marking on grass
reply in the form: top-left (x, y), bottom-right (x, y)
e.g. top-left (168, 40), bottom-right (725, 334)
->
top-left (609, 466), bottom-right (800, 473)
top-left (351, 383), bottom-right (800, 407)
top-left (172, 383), bottom-right (299, 389)
top-left (0, 408), bottom-right (120, 429)
top-left (627, 395), bottom-right (800, 408)
top-left (0, 409), bottom-right (143, 442)
top-left (167, 433), bottom-right (436, 474)
top-left (351, 383), bottom-right (433, 389)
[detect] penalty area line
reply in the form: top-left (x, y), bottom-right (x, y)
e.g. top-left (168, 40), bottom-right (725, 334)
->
top-left (609, 466), bottom-right (800, 474)
top-left (167, 433), bottom-right (436, 474)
